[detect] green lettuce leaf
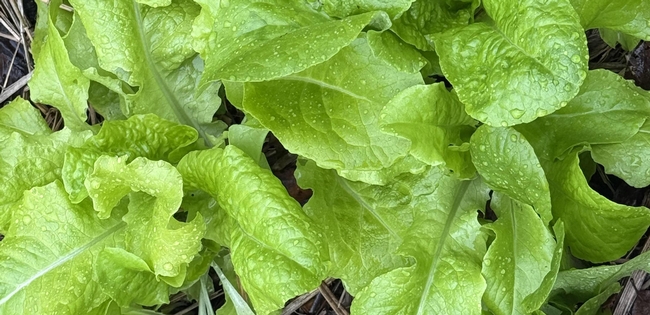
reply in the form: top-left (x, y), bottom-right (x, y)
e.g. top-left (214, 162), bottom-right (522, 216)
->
top-left (366, 30), bottom-right (428, 74)
top-left (62, 114), bottom-right (199, 203)
top-left (351, 169), bottom-right (489, 315)
top-left (391, 0), bottom-right (479, 50)
top-left (242, 37), bottom-right (422, 172)
top-left (86, 156), bottom-right (205, 282)
top-left (573, 283), bottom-right (620, 315)
top-left (296, 160), bottom-right (408, 294)
top-left (194, 0), bottom-right (391, 83)
top-left (95, 248), bottom-right (170, 306)
top-left (0, 127), bottom-right (90, 231)
top-left (434, 0), bottom-right (588, 126)
top-left (599, 28), bottom-right (642, 51)
top-left (591, 120), bottom-right (650, 188)
top-left (29, 16), bottom-right (93, 132)
top-left (177, 146), bottom-right (328, 315)
top-left (482, 194), bottom-right (556, 315)
top-left (544, 150), bottom-right (650, 262)
top-left (570, 0), bottom-right (650, 40)
top-left (0, 181), bottom-right (125, 314)
top-left (381, 83), bottom-right (476, 178)
top-left (0, 97), bottom-right (51, 138)
top-left (68, 0), bottom-right (221, 143)
top-left (320, 0), bottom-right (414, 19)
top-left (470, 126), bottom-right (552, 224)
top-left (517, 69), bottom-right (650, 160)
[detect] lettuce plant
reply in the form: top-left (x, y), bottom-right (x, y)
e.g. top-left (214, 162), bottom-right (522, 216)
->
top-left (1, 0), bottom-right (650, 314)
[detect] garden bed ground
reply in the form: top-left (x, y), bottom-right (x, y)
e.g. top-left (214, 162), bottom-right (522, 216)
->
top-left (2, 1), bottom-right (650, 314)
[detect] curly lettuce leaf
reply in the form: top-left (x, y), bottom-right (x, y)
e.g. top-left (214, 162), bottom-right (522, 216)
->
top-left (570, 0), bottom-right (650, 40)
top-left (544, 151), bottom-right (650, 262)
top-left (470, 126), bottom-right (552, 224)
top-left (380, 83), bottom-right (476, 178)
top-left (517, 69), bottom-right (650, 160)
top-left (29, 16), bottom-right (93, 132)
top-left (296, 160), bottom-right (408, 294)
top-left (62, 114), bottom-right (199, 203)
top-left (391, 0), bottom-right (479, 50)
top-left (434, 0), bottom-right (588, 126)
top-left (482, 194), bottom-right (556, 315)
top-left (68, 0), bottom-right (221, 143)
top-left (241, 37), bottom-right (422, 172)
top-left (177, 146), bottom-right (328, 315)
top-left (351, 169), bottom-right (489, 315)
top-left (86, 156), bottom-right (205, 283)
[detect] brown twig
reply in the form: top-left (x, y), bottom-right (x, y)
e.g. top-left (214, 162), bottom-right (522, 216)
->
top-left (318, 282), bottom-right (349, 315)
top-left (614, 235), bottom-right (650, 315)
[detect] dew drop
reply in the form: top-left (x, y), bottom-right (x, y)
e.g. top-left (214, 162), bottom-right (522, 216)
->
top-left (536, 108), bottom-right (548, 117)
top-left (509, 134), bottom-right (517, 142)
top-left (500, 121), bottom-right (508, 127)
top-left (163, 263), bottom-right (173, 271)
top-left (479, 145), bottom-right (486, 151)
top-left (509, 108), bottom-right (525, 119)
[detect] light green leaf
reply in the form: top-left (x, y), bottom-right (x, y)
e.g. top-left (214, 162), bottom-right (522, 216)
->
top-left (0, 129), bottom-right (90, 231)
top-left (434, 0), bottom-right (588, 126)
top-left (95, 248), bottom-right (170, 306)
top-left (321, 0), bottom-right (414, 19)
top-left (86, 156), bottom-right (205, 281)
top-left (227, 123), bottom-right (270, 169)
top-left (521, 221), bottom-right (565, 312)
top-left (351, 171), bottom-right (489, 315)
top-left (177, 146), bottom-right (328, 315)
top-left (381, 83), bottom-right (476, 178)
top-left (0, 181), bottom-right (125, 314)
top-left (553, 250), bottom-right (650, 301)
top-left (242, 37), bottom-right (422, 172)
top-left (136, 0), bottom-right (171, 8)
top-left (336, 154), bottom-right (428, 185)
top-left (574, 283), bottom-right (620, 315)
top-left (516, 69), bottom-right (650, 160)
top-left (592, 121), bottom-right (650, 188)
top-left (212, 262), bottom-right (255, 315)
top-left (544, 151), bottom-right (650, 262)
top-left (0, 97), bottom-right (51, 138)
top-left (182, 190), bottom-right (232, 248)
top-left (62, 114), bottom-right (199, 203)
top-left (570, 0), bottom-right (650, 40)
top-left (29, 16), bottom-right (92, 132)
top-left (367, 31), bottom-right (428, 73)
top-left (296, 160), bottom-right (408, 294)
top-left (391, 0), bottom-right (479, 50)
top-left (194, 0), bottom-right (391, 83)
top-left (69, 0), bottom-right (220, 143)
top-left (470, 126), bottom-right (552, 224)
top-left (599, 28), bottom-right (642, 51)
top-left (482, 194), bottom-right (556, 315)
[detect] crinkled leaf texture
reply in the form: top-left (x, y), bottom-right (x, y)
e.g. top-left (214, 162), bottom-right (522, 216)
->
top-left (570, 0), bottom-right (650, 40)
top-left (391, 0), bottom-right (479, 50)
top-left (62, 114), bottom-right (199, 203)
top-left (177, 146), bottom-right (328, 315)
top-left (351, 167), bottom-right (489, 315)
top-left (434, 0), bottom-right (588, 126)
top-left (320, 0), bottom-right (414, 19)
top-left (239, 37), bottom-right (422, 173)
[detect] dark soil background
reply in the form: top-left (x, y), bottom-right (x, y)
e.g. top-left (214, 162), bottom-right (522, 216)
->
top-left (2, 1), bottom-right (650, 314)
